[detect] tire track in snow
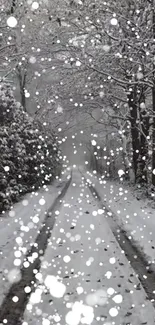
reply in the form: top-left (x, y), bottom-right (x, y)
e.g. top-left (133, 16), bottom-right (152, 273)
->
top-left (0, 174), bottom-right (72, 325)
top-left (82, 174), bottom-right (155, 308)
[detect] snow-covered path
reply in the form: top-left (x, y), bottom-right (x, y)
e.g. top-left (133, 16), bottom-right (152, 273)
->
top-left (23, 170), bottom-right (155, 325)
top-left (83, 170), bottom-right (155, 267)
top-left (0, 171), bottom-right (70, 306)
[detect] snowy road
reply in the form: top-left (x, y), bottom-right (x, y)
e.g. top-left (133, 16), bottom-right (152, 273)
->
top-left (23, 170), bottom-right (155, 325)
top-left (0, 170), bottom-right (155, 324)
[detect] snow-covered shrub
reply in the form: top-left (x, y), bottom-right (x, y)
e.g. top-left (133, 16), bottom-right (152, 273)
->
top-left (0, 82), bottom-right (61, 214)
top-left (0, 83), bottom-right (15, 125)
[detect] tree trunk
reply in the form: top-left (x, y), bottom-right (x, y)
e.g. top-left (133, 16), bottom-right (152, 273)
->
top-left (137, 89), bottom-right (149, 184)
top-left (121, 134), bottom-right (134, 181)
top-left (11, 0), bottom-right (16, 14)
top-left (128, 86), bottom-right (140, 182)
top-left (152, 3), bottom-right (155, 185)
top-left (16, 66), bottom-right (27, 112)
top-left (152, 84), bottom-right (155, 185)
top-left (20, 86), bottom-right (26, 111)
top-left (117, 119), bottom-right (134, 181)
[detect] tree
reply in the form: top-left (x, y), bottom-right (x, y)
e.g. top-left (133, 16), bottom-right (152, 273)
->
top-left (2, 0), bottom-right (155, 190)
top-left (53, 0), bottom-right (155, 185)
top-left (0, 82), bottom-right (60, 213)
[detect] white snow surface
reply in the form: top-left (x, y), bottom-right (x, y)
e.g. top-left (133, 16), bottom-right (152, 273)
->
top-left (0, 170), bottom-right (70, 305)
top-left (85, 170), bottom-right (155, 266)
top-left (23, 170), bottom-right (155, 325)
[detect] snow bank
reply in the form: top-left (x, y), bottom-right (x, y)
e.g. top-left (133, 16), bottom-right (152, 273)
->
top-left (85, 170), bottom-right (155, 267)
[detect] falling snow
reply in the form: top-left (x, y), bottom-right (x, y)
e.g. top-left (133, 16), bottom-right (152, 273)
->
top-left (1, 1), bottom-right (155, 325)
top-left (7, 16), bottom-right (18, 28)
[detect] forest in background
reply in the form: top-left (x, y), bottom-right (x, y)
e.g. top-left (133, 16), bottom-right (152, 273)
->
top-left (1, 0), bottom-right (155, 212)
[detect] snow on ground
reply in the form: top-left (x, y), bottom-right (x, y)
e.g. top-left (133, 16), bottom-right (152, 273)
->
top-left (0, 170), bottom-right (70, 305)
top-left (24, 170), bottom-right (155, 325)
top-left (84, 170), bottom-right (155, 267)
